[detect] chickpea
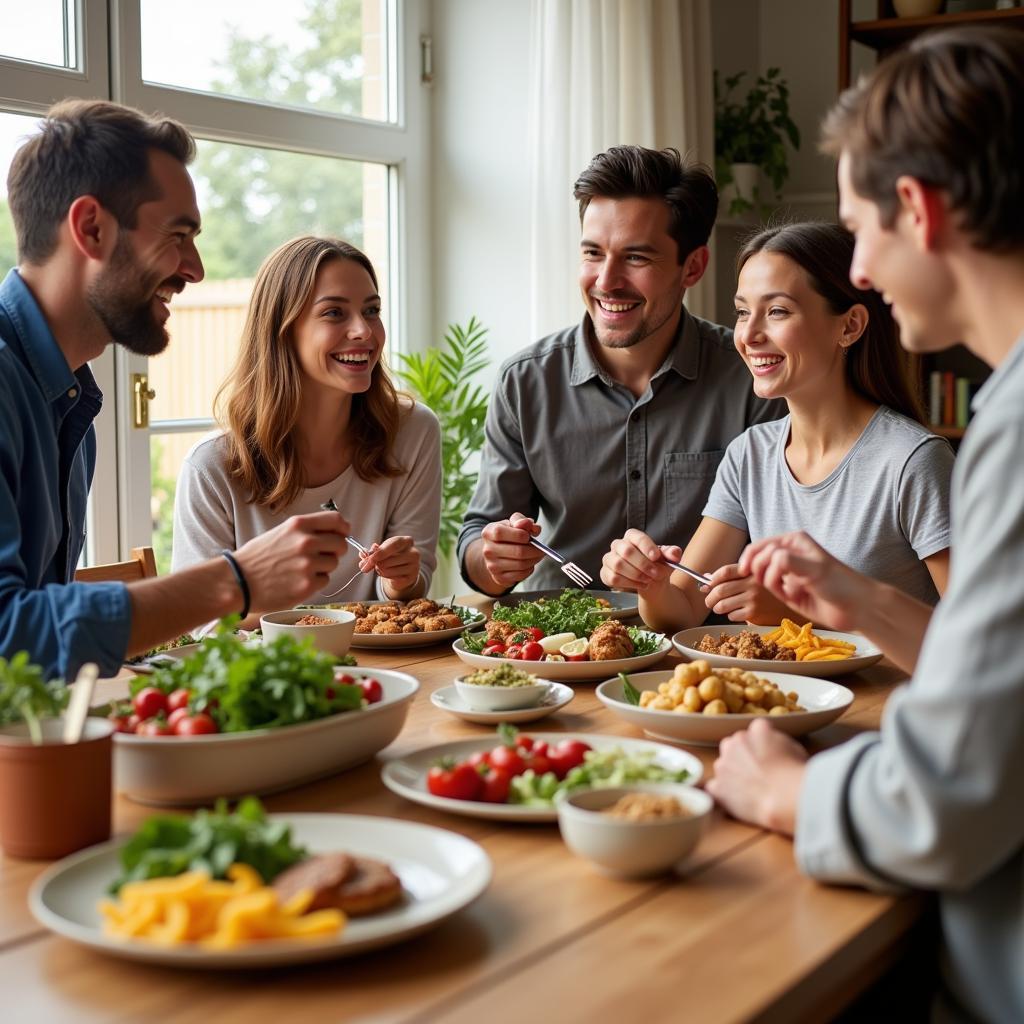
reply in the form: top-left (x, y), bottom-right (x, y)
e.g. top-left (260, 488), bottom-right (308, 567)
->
top-left (651, 696), bottom-right (674, 711)
top-left (658, 682), bottom-right (672, 696)
top-left (639, 691), bottom-right (656, 708)
top-left (743, 684), bottom-right (765, 704)
top-left (768, 704), bottom-right (790, 716)
top-left (742, 702), bottom-right (768, 715)
top-left (723, 682), bottom-right (745, 713)
top-left (766, 688), bottom-right (787, 709)
top-left (698, 675), bottom-right (724, 702)
top-left (683, 686), bottom-right (703, 712)
top-left (703, 699), bottom-right (728, 716)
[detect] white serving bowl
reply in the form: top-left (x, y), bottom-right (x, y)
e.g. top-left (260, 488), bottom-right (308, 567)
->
top-left (556, 782), bottom-right (713, 877)
top-left (260, 608), bottom-right (356, 657)
top-left (453, 673), bottom-right (551, 711)
top-left (113, 667), bottom-right (418, 806)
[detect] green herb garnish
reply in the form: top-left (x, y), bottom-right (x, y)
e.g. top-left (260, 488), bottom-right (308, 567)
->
top-left (0, 652), bottom-right (69, 744)
top-left (619, 672), bottom-right (642, 706)
top-left (110, 796), bottom-right (307, 892)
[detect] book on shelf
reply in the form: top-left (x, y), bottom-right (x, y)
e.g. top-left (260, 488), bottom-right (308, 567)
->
top-left (928, 371), bottom-right (977, 431)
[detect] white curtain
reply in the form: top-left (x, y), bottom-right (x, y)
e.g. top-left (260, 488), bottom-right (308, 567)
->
top-left (528, 0), bottom-right (715, 340)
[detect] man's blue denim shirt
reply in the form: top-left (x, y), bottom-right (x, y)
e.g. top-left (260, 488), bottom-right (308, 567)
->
top-left (0, 269), bottom-right (131, 679)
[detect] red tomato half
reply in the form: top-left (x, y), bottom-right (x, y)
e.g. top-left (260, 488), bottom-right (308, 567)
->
top-left (481, 643), bottom-right (507, 657)
top-left (132, 687), bottom-right (167, 720)
top-left (519, 641), bottom-right (545, 661)
top-left (427, 761), bottom-right (483, 801)
top-left (358, 678), bottom-right (383, 704)
top-left (548, 739), bottom-right (592, 779)
top-left (173, 712), bottom-right (218, 736)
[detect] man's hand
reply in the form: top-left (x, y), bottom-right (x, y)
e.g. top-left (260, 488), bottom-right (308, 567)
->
top-left (738, 531), bottom-right (873, 633)
top-left (232, 510), bottom-right (349, 612)
top-left (600, 529), bottom-right (678, 595)
top-left (358, 535), bottom-right (421, 598)
top-left (706, 719), bottom-right (808, 835)
top-left (473, 512), bottom-right (545, 590)
top-left (702, 563), bottom-right (797, 624)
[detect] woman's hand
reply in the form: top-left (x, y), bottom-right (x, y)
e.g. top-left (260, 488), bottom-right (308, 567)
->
top-left (360, 535), bottom-right (421, 598)
top-left (706, 719), bottom-right (808, 835)
top-left (702, 563), bottom-right (797, 625)
top-left (600, 530), bottom-right (680, 595)
top-left (738, 532), bottom-right (872, 633)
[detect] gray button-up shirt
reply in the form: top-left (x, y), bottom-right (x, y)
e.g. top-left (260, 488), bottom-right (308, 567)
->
top-left (457, 309), bottom-right (784, 591)
top-left (796, 334), bottom-right (1024, 1024)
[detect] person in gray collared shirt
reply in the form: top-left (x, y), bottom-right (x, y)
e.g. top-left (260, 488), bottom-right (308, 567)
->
top-left (458, 145), bottom-right (784, 595)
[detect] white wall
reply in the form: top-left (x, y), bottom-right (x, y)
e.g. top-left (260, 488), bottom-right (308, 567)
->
top-left (429, 0), bottom-right (534, 369)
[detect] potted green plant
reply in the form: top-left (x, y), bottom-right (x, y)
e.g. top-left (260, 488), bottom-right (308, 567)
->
top-left (714, 67), bottom-right (801, 216)
top-left (393, 317), bottom-right (490, 571)
top-left (0, 653), bottom-right (113, 858)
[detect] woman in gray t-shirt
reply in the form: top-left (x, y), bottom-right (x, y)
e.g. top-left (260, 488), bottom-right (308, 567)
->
top-left (600, 222), bottom-right (952, 632)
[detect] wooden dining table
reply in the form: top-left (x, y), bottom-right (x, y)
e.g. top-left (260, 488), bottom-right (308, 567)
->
top-left (0, 602), bottom-right (923, 1023)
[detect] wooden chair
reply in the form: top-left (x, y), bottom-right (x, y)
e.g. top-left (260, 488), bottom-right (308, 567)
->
top-left (75, 546), bottom-right (158, 584)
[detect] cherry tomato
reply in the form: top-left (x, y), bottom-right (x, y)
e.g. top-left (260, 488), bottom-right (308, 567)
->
top-left (427, 760), bottom-right (483, 801)
top-left (336, 673), bottom-right (356, 686)
top-left (524, 751), bottom-right (554, 776)
top-left (133, 687), bottom-right (168, 720)
top-left (530, 740), bottom-right (548, 757)
top-left (167, 707), bottom-right (190, 729)
top-left (126, 713), bottom-right (142, 732)
top-left (489, 745), bottom-right (527, 776)
top-left (548, 739), bottom-right (592, 779)
top-left (525, 627), bottom-right (545, 642)
top-left (466, 750), bottom-right (492, 769)
top-left (481, 643), bottom-right (507, 657)
top-left (108, 713), bottom-right (134, 734)
top-left (358, 678), bottom-right (383, 704)
top-left (166, 688), bottom-right (191, 713)
top-left (519, 641), bottom-right (545, 661)
top-left (516, 736), bottom-right (534, 751)
top-left (479, 767), bottom-right (512, 803)
top-left (136, 718), bottom-right (173, 737)
top-left (505, 644), bottom-right (523, 660)
top-left (173, 712), bottom-right (218, 736)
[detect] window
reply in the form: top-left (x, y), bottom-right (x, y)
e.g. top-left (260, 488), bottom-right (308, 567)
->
top-left (0, 1), bottom-right (428, 571)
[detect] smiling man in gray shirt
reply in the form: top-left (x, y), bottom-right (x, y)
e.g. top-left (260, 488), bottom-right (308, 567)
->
top-left (458, 146), bottom-right (783, 595)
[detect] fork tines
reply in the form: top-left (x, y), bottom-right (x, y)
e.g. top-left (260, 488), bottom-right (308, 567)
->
top-left (560, 561), bottom-right (593, 589)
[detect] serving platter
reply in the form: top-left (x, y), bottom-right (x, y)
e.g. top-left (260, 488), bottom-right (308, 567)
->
top-left (452, 634), bottom-right (671, 682)
top-left (672, 624), bottom-right (882, 678)
top-left (29, 814), bottom-right (491, 968)
top-left (306, 601), bottom-right (485, 649)
top-left (380, 732), bottom-right (702, 823)
top-left (597, 670), bottom-right (854, 746)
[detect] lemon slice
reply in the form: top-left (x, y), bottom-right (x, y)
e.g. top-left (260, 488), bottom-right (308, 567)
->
top-left (539, 631), bottom-right (576, 654)
top-left (560, 638), bottom-right (589, 659)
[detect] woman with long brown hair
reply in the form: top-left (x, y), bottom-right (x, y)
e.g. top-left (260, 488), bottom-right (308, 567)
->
top-left (172, 236), bottom-right (441, 605)
top-left (600, 221), bottom-right (953, 631)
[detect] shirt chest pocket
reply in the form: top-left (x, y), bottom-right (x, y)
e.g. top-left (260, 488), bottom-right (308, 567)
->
top-left (663, 450), bottom-right (725, 514)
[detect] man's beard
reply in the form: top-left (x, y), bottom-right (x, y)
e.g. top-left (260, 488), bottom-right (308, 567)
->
top-left (87, 234), bottom-right (173, 357)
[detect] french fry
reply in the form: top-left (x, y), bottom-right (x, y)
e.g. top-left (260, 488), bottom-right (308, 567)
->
top-left (763, 619), bottom-right (856, 662)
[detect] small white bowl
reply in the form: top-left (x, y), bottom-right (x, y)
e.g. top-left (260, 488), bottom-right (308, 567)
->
top-left (260, 608), bottom-right (356, 657)
top-left (556, 782), bottom-right (713, 877)
top-left (453, 673), bottom-right (551, 711)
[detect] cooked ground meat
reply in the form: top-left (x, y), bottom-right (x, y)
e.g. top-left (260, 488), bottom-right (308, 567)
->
top-left (695, 630), bottom-right (796, 661)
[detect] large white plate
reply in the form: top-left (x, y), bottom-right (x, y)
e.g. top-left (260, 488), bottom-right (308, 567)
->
top-left (29, 813), bottom-right (491, 968)
top-left (452, 634), bottom-right (671, 682)
top-left (110, 668), bottom-right (419, 806)
top-left (380, 732), bottom-right (703, 822)
top-left (597, 671), bottom-right (854, 747)
top-left (672, 624), bottom-right (882, 677)
top-left (496, 589), bottom-right (639, 621)
top-left (430, 682), bottom-right (575, 725)
top-left (305, 602), bottom-right (485, 649)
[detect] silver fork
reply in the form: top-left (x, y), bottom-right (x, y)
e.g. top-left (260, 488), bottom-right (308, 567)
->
top-left (662, 558), bottom-right (712, 587)
top-left (527, 537), bottom-right (593, 589)
top-left (319, 499), bottom-right (379, 598)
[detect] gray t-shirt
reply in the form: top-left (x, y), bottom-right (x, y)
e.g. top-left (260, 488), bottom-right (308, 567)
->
top-left (171, 401), bottom-right (442, 603)
top-left (703, 407), bottom-right (953, 605)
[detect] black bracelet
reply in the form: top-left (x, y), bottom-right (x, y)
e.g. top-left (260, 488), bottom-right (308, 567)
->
top-left (220, 550), bottom-right (251, 619)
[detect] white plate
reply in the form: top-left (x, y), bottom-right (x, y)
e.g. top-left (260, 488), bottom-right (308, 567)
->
top-left (452, 634), bottom-right (671, 682)
top-left (597, 671), bottom-right (854, 747)
top-left (111, 668), bottom-right (419, 806)
top-left (497, 589), bottom-right (639, 621)
top-left (305, 602), bottom-right (486, 649)
top-left (29, 813), bottom-right (491, 968)
top-left (430, 682), bottom-right (575, 724)
top-left (380, 733), bottom-right (702, 822)
top-left (672, 624), bottom-right (882, 677)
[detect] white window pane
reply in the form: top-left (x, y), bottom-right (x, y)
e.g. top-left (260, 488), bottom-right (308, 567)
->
top-left (140, 0), bottom-right (390, 122)
top-left (0, 113), bottom-right (44, 269)
top-left (0, 2), bottom-right (76, 69)
top-left (148, 142), bottom-right (391, 423)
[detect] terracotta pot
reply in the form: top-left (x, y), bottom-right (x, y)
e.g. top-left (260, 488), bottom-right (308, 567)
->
top-left (0, 718), bottom-right (114, 859)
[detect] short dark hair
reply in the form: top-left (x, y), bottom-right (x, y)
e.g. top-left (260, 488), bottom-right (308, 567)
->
top-left (737, 221), bottom-right (924, 423)
top-left (573, 145), bottom-right (718, 264)
top-left (821, 26), bottom-right (1024, 252)
top-left (7, 98), bottom-right (196, 265)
